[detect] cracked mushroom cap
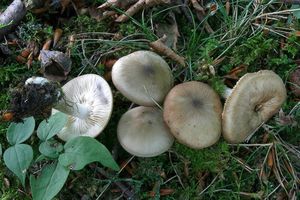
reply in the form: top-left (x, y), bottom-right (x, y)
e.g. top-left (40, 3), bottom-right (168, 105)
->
top-left (117, 106), bottom-right (174, 157)
top-left (52, 74), bottom-right (113, 141)
top-left (163, 81), bottom-right (222, 149)
top-left (222, 70), bottom-right (287, 143)
top-left (112, 50), bottom-right (173, 106)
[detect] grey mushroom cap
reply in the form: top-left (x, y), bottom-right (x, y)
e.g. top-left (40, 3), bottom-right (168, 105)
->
top-left (112, 50), bottom-right (174, 106)
top-left (52, 74), bottom-right (113, 141)
top-left (163, 81), bottom-right (222, 149)
top-left (222, 70), bottom-right (287, 143)
top-left (117, 106), bottom-right (174, 157)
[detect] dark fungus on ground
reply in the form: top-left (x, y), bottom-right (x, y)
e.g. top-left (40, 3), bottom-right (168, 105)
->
top-left (39, 50), bottom-right (72, 82)
top-left (9, 77), bottom-right (62, 122)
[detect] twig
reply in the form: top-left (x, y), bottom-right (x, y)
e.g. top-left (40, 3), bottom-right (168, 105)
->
top-left (115, 0), bottom-right (171, 22)
top-left (0, 0), bottom-right (26, 39)
top-left (168, 151), bottom-right (185, 188)
top-left (149, 35), bottom-right (185, 66)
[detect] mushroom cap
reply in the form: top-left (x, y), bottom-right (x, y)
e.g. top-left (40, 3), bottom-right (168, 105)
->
top-left (52, 74), bottom-right (113, 141)
top-left (222, 70), bottom-right (287, 143)
top-left (117, 106), bottom-right (174, 157)
top-left (163, 81), bottom-right (222, 149)
top-left (112, 50), bottom-right (173, 106)
top-left (40, 50), bottom-right (72, 82)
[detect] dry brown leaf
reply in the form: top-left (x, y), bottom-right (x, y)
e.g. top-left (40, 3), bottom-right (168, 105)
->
top-left (267, 147), bottom-right (274, 169)
top-left (60, 0), bottom-right (71, 13)
top-left (20, 48), bottom-right (30, 58)
top-left (53, 28), bottom-right (63, 47)
top-left (223, 65), bottom-right (247, 80)
top-left (155, 12), bottom-right (179, 50)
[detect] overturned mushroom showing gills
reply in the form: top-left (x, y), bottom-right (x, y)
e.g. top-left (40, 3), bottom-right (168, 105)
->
top-left (117, 106), bottom-right (174, 157)
top-left (52, 74), bottom-right (113, 141)
top-left (163, 81), bottom-right (222, 149)
top-left (112, 50), bottom-right (173, 106)
top-left (222, 70), bottom-right (287, 143)
top-left (0, 0), bottom-right (26, 39)
top-left (39, 50), bottom-right (72, 82)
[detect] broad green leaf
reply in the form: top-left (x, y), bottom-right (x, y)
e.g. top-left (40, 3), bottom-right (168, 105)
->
top-left (30, 162), bottom-right (70, 200)
top-left (39, 140), bottom-right (63, 158)
top-left (3, 144), bottom-right (33, 186)
top-left (292, 5), bottom-right (300, 19)
top-left (7, 117), bottom-right (35, 145)
top-left (37, 112), bottom-right (67, 141)
top-left (58, 136), bottom-right (119, 171)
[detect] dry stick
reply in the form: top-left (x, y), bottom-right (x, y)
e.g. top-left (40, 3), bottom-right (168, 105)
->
top-left (115, 0), bottom-right (171, 22)
top-left (98, 0), bottom-right (139, 10)
top-left (0, 0), bottom-right (26, 39)
top-left (149, 35), bottom-right (186, 66)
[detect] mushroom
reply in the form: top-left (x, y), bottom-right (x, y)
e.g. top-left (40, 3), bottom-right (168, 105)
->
top-left (112, 50), bottom-right (174, 106)
top-left (39, 50), bottom-right (72, 82)
top-left (222, 70), bottom-right (287, 143)
top-left (52, 74), bottom-right (113, 141)
top-left (117, 106), bottom-right (174, 157)
top-left (163, 81), bottom-right (222, 149)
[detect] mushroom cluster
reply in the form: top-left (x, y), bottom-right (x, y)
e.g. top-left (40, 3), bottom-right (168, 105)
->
top-left (113, 51), bottom-right (287, 155)
top-left (112, 50), bottom-right (175, 157)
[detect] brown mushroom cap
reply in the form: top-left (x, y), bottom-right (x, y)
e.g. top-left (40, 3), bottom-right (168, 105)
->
top-left (117, 106), bottom-right (174, 157)
top-left (163, 81), bottom-right (222, 149)
top-left (112, 50), bottom-right (173, 106)
top-left (222, 70), bottom-right (287, 143)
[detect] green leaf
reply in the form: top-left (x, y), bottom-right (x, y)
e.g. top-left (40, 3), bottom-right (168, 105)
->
top-left (58, 136), bottom-right (119, 171)
top-left (37, 112), bottom-right (68, 141)
top-left (39, 140), bottom-right (63, 158)
top-left (292, 5), bottom-right (300, 19)
top-left (7, 117), bottom-right (35, 145)
top-left (30, 162), bottom-right (70, 200)
top-left (3, 144), bottom-right (33, 186)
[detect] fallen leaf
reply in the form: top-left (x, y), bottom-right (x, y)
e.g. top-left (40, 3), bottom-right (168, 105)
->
top-left (224, 65), bottom-right (247, 80)
top-left (155, 12), bottom-right (179, 50)
top-left (53, 28), bottom-right (63, 47)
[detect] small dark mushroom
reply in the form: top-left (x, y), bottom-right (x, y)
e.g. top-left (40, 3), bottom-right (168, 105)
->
top-left (39, 50), bottom-right (72, 82)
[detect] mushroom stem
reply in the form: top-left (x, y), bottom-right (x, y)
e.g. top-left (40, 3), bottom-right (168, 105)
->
top-left (55, 102), bottom-right (91, 119)
top-left (222, 86), bottom-right (233, 99)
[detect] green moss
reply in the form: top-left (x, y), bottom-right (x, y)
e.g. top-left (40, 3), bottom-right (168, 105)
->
top-left (175, 141), bottom-right (230, 173)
